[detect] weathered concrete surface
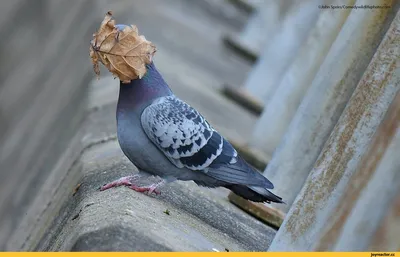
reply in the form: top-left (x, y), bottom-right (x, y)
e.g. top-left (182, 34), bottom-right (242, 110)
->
top-left (0, 0), bottom-right (100, 251)
top-left (263, 0), bottom-right (398, 214)
top-left (242, 0), bottom-right (320, 104)
top-left (368, 183), bottom-right (400, 251)
top-left (70, 226), bottom-right (172, 251)
top-left (320, 92), bottom-right (400, 252)
top-left (269, 8), bottom-right (400, 251)
top-left (249, 0), bottom-right (353, 155)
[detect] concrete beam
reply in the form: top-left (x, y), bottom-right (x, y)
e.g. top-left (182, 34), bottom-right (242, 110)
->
top-left (249, 0), bottom-right (354, 154)
top-left (262, 0), bottom-right (397, 214)
top-left (223, 1), bottom-right (288, 63)
top-left (220, 0), bottom-right (320, 114)
top-left (243, 0), bottom-right (320, 104)
top-left (318, 92), bottom-right (400, 251)
top-left (268, 5), bottom-right (399, 250)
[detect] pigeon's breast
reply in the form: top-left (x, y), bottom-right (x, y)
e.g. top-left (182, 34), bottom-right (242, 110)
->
top-left (116, 111), bottom-right (193, 179)
top-left (116, 111), bottom-right (154, 169)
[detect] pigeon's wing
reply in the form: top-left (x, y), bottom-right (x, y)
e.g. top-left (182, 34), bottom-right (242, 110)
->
top-left (141, 96), bottom-right (273, 188)
top-left (141, 96), bottom-right (233, 170)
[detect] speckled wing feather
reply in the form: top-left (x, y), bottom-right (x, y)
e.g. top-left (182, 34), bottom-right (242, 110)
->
top-left (141, 96), bottom-right (238, 169)
top-left (141, 96), bottom-right (274, 188)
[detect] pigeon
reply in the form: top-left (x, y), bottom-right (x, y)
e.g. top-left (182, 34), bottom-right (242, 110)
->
top-left (100, 31), bottom-right (283, 204)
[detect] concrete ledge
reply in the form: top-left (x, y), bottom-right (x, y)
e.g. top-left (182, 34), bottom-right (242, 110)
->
top-left (70, 226), bottom-right (172, 251)
top-left (222, 34), bottom-right (259, 63)
top-left (37, 140), bottom-right (277, 251)
top-left (221, 84), bottom-right (264, 115)
top-left (228, 192), bottom-right (285, 229)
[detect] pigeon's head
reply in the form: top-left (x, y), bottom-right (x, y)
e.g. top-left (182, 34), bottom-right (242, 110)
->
top-left (90, 11), bottom-right (156, 83)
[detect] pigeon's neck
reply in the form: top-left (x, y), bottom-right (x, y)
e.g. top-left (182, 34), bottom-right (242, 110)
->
top-left (117, 62), bottom-right (173, 113)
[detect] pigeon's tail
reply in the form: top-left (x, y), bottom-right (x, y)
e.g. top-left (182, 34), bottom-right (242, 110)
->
top-left (226, 184), bottom-right (284, 204)
top-left (207, 155), bottom-right (284, 203)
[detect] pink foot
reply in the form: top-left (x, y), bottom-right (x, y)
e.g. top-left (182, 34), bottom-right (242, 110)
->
top-left (129, 184), bottom-right (161, 195)
top-left (100, 176), bottom-right (165, 196)
top-left (100, 175), bottom-right (139, 191)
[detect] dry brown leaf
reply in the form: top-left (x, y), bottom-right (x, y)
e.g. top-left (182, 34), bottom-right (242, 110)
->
top-left (89, 11), bottom-right (157, 83)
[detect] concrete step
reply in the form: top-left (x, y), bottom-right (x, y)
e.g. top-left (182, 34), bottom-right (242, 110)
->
top-left (44, 140), bottom-right (276, 251)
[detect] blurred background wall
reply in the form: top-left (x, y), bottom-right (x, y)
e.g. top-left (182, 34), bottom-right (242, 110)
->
top-left (0, 0), bottom-right (101, 250)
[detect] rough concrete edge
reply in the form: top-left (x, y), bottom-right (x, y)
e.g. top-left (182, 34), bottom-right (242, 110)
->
top-left (33, 133), bottom-right (120, 251)
top-left (226, 0), bottom-right (255, 14)
top-left (31, 99), bottom-right (120, 251)
top-left (220, 84), bottom-right (263, 116)
top-left (31, 152), bottom-right (85, 251)
top-left (66, 161), bottom-right (252, 252)
top-left (69, 225), bottom-right (174, 252)
top-left (228, 192), bottom-right (285, 230)
top-left (39, 138), bottom-right (275, 252)
top-left (222, 34), bottom-right (259, 63)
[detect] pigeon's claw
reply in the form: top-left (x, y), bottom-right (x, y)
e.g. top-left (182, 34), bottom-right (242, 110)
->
top-left (129, 180), bottom-right (165, 195)
top-left (100, 175), bottom-right (139, 191)
top-left (100, 176), bottom-right (165, 196)
top-left (129, 185), bottom-right (161, 195)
